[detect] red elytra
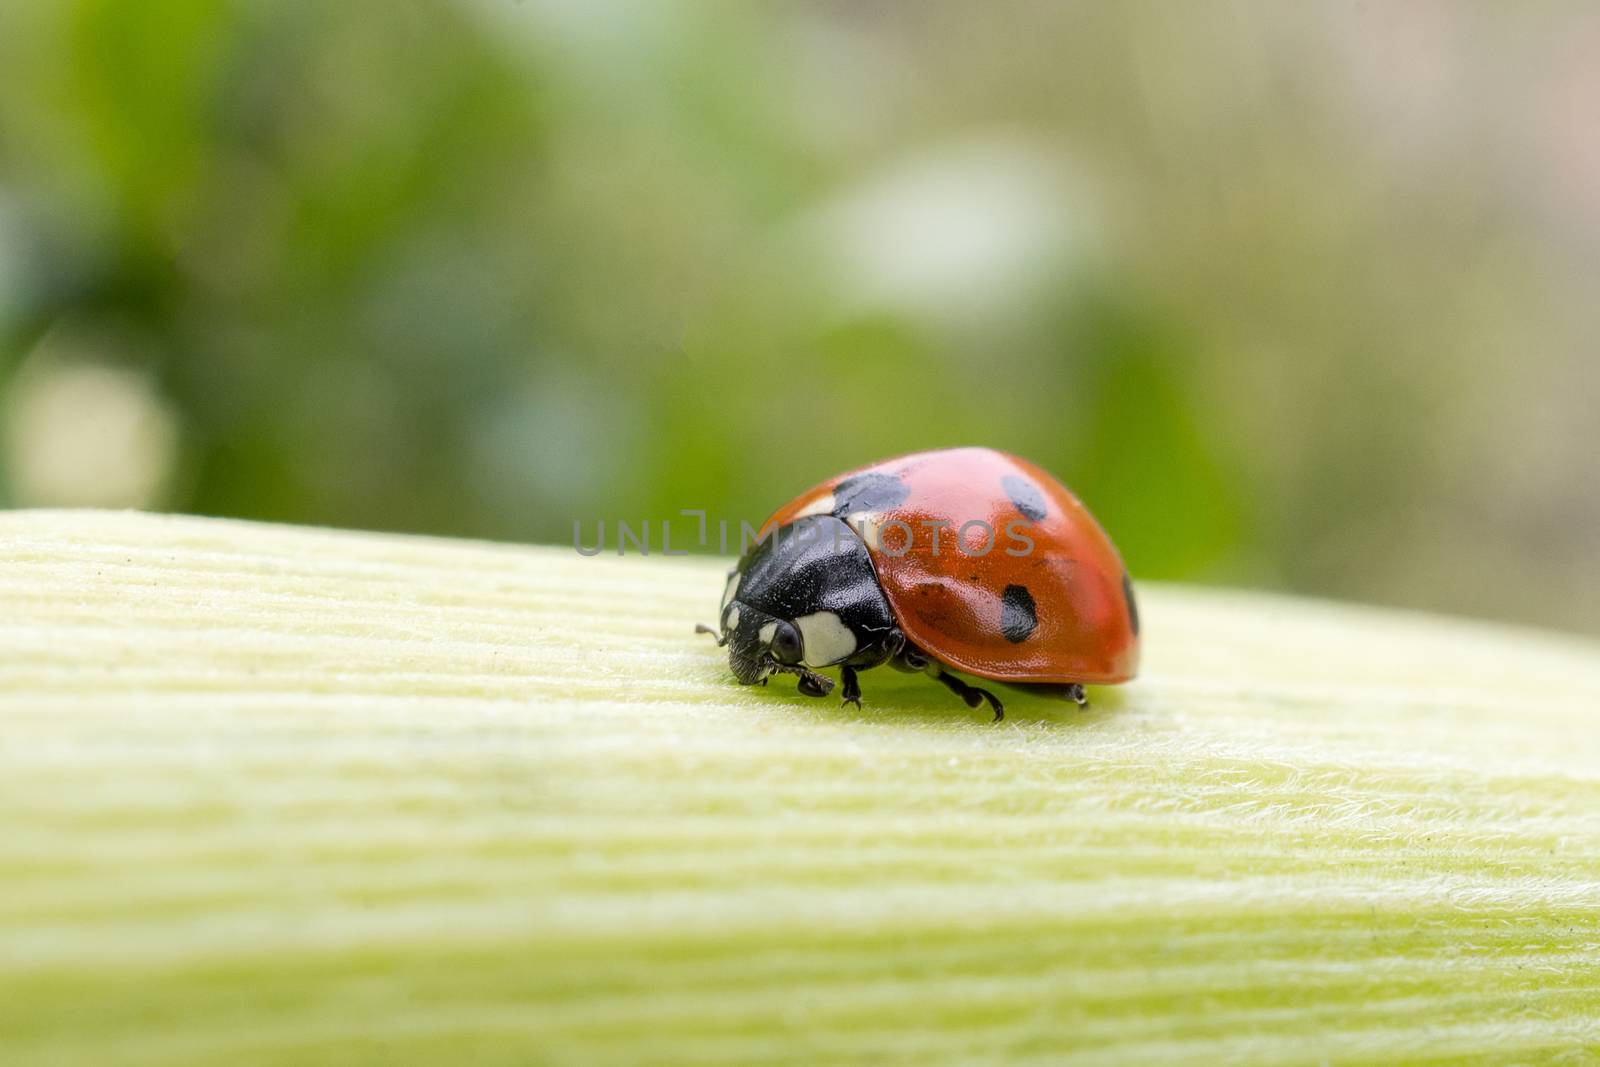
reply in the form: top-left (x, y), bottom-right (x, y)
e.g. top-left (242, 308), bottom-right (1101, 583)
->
top-left (760, 447), bottom-right (1139, 685)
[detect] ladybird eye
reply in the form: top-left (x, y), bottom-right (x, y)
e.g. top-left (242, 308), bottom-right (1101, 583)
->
top-left (769, 621), bottom-right (803, 665)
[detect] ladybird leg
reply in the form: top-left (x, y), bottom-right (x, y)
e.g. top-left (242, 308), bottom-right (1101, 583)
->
top-left (694, 623), bottom-right (728, 647)
top-left (795, 671), bottom-right (831, 698)
top-left (891, 645), bottom-right (930, 673)
top-left (775, 663), bottom-right (835, 698)
top-left (1031, 682), bottom-right (1089, 708)
top-left (932, 669), bottom-right (1005, 723)
top-left (839, 666), bottom-right (862, 710)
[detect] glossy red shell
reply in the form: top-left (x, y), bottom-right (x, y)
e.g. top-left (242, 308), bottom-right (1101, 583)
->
top-left (760, 448), bottom-right (1140, 685)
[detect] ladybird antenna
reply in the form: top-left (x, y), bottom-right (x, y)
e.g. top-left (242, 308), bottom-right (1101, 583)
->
top-left (693, 623), bottom-right (728, 647)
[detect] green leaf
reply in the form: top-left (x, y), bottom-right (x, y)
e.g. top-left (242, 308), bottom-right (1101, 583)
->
top-left (2, 510), bottom-right (1598, 1065)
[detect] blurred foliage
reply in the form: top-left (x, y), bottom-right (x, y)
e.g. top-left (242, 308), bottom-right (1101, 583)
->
top-left (1, 0), bottom-right (1596, 633)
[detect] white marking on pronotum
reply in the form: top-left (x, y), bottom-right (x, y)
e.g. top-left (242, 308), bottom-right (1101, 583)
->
top-left (792, 493), bottom-right (836, 519)
top-left (758, 622), bottom-right (777, 646)
top-left (721, 572), bottom-right (741, 610)
top-left (849, 510), bottom-right (882, 549)
top-left (724, 604), bottom-right (741, 631)
top-left (795, 610), bottom-right (857, 667)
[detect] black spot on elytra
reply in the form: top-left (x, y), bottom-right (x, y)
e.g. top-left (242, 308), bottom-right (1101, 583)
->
top-left (1122, 572), bottom-right (1140, 636)
top-left (1000, 584), bottom-right (1037, 643)
top-left (1001, 474), bottom-right (1047, 523)
top-left (831, 472), bottom-right (910, 517)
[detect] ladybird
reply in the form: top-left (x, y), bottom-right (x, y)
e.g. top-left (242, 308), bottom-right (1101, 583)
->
top-left (697, 447), bottom-right (1139, 720)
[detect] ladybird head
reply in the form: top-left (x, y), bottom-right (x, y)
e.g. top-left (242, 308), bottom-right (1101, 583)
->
top-left (713, 516), bottom-right (903, 698)
top-left (717, 575), bottom-right (833, 695)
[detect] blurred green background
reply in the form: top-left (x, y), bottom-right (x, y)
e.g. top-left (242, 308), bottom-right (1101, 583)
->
top-left (0, 1), bottom-right (1596, 633)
